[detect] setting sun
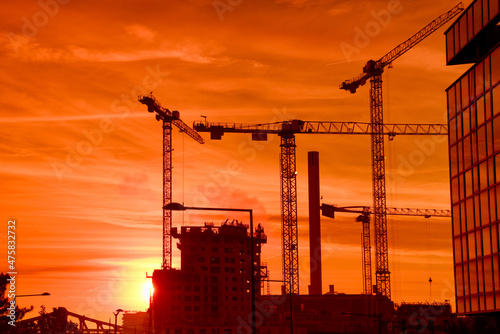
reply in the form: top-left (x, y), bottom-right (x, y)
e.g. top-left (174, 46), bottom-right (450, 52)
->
top-left (143, 280), bottom-right (153, 303)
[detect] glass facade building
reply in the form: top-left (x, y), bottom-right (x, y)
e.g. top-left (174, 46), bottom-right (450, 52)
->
top-left (446, 0), bottom-right (500, 314)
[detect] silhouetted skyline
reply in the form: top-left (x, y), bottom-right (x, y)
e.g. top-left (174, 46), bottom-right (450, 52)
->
top-left (0, 0), bottom-right (465, 322)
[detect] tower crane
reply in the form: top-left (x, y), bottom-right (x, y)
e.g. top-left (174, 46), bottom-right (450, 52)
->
top-left (193, 119), bottom-right (447, 294)
top-left (321, 204), bottom-right (451, 295)
top-left (139, 94), bottom-right (204, 269)
top-left (340, 3), bottom-right (463, 299)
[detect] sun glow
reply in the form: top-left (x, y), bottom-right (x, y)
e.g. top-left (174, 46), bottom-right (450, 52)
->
top-left (143, 280), bottom-right (153, 302)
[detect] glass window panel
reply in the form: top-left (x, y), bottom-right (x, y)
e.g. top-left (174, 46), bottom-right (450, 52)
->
top-left (464, 106), bottom-right (471, 136)
top-left (468, 10), bottom-right (474, 44)
top-left (471, 105), bottom-right (478, 131)
top-left (459, 15), bottom-right (468, 50)
top-left (494, 255), bottom-right (499, 291)
top-left (458, 297), bottom-right (465, 313)
top-left (448, 86), bottom-right (457, 119)
top-left (476, 62), bottom-right (485, 98)
top-left (478, 125), bottom-right (487, 161)
top-left (457, 78), bottom-right (463, 112)
top-left (494, 86), bottom-right (499, 119)
top-left (462, 74), bottom-right (470, 109)
top-left (476, 195), bottom-right (482, 228)
top-left (459, 140), bottom-right (464, 173)
top-left (489, 188), bottom-right (497, 225)
top-left (475, 166), bottom-right (481, 193)
top-left (465, 198), bottom-right (474, 231)
top-left (487, 121), bottom-right (494, 157)
top-left (454, 204), bottom-right (461, 236)
top-left (467, 197), bottom-right (475, 231)
top-left (485, 257), bottom-right (494, 292)
top-left (484, 227), bottom-right (492, 256)
top-left (492, 223), bottom-right (498, 253)
top-left (470, 232), bottom-right (477, 260)
top-left (450, 117), bottom-right (458, 145)
top-left (477, 229), bottom-right (483, 257)
top-left (481, 191), bottom-right (491, 226)
top-left (485, 55), bottom-right (491, 91)
top-left (493, 104), bottom-right (500, 151)
top-left (446, 30), bottom-right (454, 63)
top-left (488, 157), bottom-right (495, 186)
top-left (464, 262), bottom-right (470, 295)
top-left (466, 169), bottom-right (473, 197)
top-left (490, 0), bottom-right (499, 21)
top-left (480, 162), bottom-right (488, 190)
top-left (451, 144), bottom-right (459, 177)
top-left (462, 201), bottom-right (467, 234)
top-left (479, 259), bottom-right (485, 293)
top-left (470, 261), bottom-right (478, 294)
top-left (463, 234), bottom-right (468, 262)
top-left (497, 185), bottom-right (500, 221)
top-left (483, 0), bottom-right (490, 31)
top-left (458, 112), bottom-right (464, 140)
top-left (492, 47), bottom-right (500, 86)
top-left (487, 294), bottom-right (495, 310)
top-left (471, 296), bottom-right (479, 312)
top-left (457, 265), bottom-right (464, 297)
top-left (496, 155), bottom-right (500, 184)
top-left (477, 96), bottom-right (486, 126)
top-left (455, 237), bottom-right (462, 263)
top-left (452, 176), bottom-right (460, 204)
top-left (472, 131), bottom-right (478, 165)
top-left (474, 0), bottom-right (483, 35)
top-left (465, 136), bottom-right (472, 169)
top-left (454, 23), bottom-right (461, 56)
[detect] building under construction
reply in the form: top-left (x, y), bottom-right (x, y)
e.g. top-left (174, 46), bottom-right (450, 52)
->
top-left (151, 220), bottom-right (268, 332)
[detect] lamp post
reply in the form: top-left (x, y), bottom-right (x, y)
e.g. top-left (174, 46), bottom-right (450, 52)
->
top-left (15, 293), bottom-right (50, 297)
top-left (164, 202), bottom-right (256, 334)
top-left (113, 309), bottom-right (124, 334)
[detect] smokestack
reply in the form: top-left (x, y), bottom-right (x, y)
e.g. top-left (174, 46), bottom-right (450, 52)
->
top-left (308, 151), bottom-right (322, 295)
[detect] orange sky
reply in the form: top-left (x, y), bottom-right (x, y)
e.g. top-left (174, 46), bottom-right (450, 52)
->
top-left (1, 0), bottom-right (472, 322)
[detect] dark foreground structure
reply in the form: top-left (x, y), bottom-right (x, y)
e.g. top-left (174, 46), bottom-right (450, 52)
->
top-left (445, 0), bottom-right (500, 315)
top-left (149, 221), bottom-right (461, 334)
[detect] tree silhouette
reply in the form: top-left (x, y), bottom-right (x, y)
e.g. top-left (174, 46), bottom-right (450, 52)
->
top-left (0, 273), bottom-right (34, 333)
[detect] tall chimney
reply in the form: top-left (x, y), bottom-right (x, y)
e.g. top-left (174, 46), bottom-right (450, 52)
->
top-left (308, 151), bottom-right (322, 295)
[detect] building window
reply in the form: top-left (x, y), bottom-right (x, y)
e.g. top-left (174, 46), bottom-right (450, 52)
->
top-left (212, 247), bottom-right (219, 253)
top-left (198, 257), bottom-right (205, 262)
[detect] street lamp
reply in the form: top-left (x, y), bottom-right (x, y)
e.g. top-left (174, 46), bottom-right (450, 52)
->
top-left (113, 309), bottom-right (124, 334)
top-left (164, 202), bottom-right (256, 334)
top-left (15, 293), bottom-right (50, 297)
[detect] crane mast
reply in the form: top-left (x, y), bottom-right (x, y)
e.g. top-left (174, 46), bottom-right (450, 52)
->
top-left (194, 119), bottom-right (447, 295)
top-left (139, 94), bottom-right (204, 269)
top-left (340, 3), bottom-right (463, 299)
top-left (321, 204), bottom-right (451, 295)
